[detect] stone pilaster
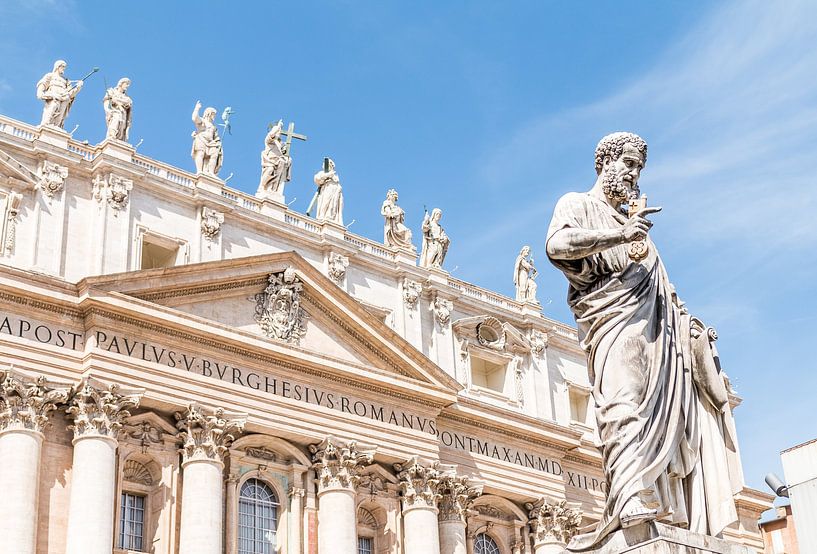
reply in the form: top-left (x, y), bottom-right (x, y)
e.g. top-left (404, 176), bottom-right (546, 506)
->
top-left (310, 436), bottom-right (376, 554)
top-left (525, 498), bottom-right (583, 554)
top-left (289, 486), bottom-right (306, 554)
top-left (0, 368), bottom-right (71, 554)
top-left (176, 403), bottom-right (246, 554)
top-left (65, 378), bottom-right (143, 554)
top-left (395, 456), bottom-right (452, 554)
top-left (438, 474), bottom-right (483, 554)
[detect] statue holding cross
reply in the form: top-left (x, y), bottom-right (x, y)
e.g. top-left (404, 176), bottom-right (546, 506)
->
top-left (256, 120), bottom-right (307, 202)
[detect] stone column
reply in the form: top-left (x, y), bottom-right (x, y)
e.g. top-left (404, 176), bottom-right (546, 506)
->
top-left (0, 369), bottom-right (71, 554)
top-left (65, 378), bottom-right (143, 554)
top-left (395, 457), bottom-right (451, 554)
top-left (176, 403), bottom-right (246, 554)
top-left (288, 485), bottom-right (306, 554)
top-left (438, 474), bottom-right (483, 554)
top-left (525, 498), bottom-right (583, 554)
top-left (310, 436), bottom-right (376, 554)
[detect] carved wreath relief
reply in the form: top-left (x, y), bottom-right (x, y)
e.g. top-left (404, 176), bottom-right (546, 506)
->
top-left (254, 266), bottom-right (308, 344)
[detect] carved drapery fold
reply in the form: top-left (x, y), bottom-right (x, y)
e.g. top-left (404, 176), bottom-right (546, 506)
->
top-left (525, 497), bottom-right (583, 545)
top-left (175, 403), bottom-right (246, 464)
top-left (394, 456), bottom-right (454, 509)
top-left (0, 368), bottom-right (71, 433)
top-left (66, 378), bottom-right (143, 440)
top-left (310, 436), bottom-right (376, 493)
top-left (437, 474), bottom-right (483, 522)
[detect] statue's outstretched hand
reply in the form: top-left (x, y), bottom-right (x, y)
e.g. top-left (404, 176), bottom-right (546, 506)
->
top-left (621, 206), bottom-right (662, 242)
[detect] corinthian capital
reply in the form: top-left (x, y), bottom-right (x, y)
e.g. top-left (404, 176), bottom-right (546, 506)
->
top-left (175, 403), bottom-right (246, 465)
top-left (310, 436), bottom-right (376, 493)
top-left (525, 497), bottom-right (583, 545)
top-left (394, 456), bottom-right (454, 510)
top-left (438, 473), bottom-right (483, 522)
top-left (67, 377), bottom-right (143, 441)
top-left (0, 367), bottom-right (71, 434)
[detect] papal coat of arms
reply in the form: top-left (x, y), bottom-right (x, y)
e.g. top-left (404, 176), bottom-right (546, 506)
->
top-left (254, 266), bottom-right (307, 345)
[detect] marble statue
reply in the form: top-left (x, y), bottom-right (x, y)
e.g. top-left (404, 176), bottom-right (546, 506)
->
top-left (36, 60), bottom-right (83, 128)
top-left (420, 208), bottom-right (449, 269)
top-left (191, 101), bottom-right (223, 176)
top-left (103, 77), bottom-right (133, 141)
top-left (546, 132), bottom-right (742, 551)
top-left (513, 245), bottom-right (538, 303)
top-left (311, 158), bottom-right (343, 225)
top-left (256, 120), bottom-right (292, 199)
top-left (381, 189), bottom-right (413, 249)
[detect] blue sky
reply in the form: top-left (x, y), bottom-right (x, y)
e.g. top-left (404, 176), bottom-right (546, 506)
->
top-left (1, 1), bottom-right (815, 494)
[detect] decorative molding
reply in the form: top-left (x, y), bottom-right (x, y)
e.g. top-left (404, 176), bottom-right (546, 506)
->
top-left (357, 506), bottom-right (378, 528)
top-left (327, 252), bottom-right (349, 284)
top-left (0, 367), bottom-right (71, 433)
top-left (67, 378), bottom-right (143, 440)
top-left (175, 403), bottom-right (246, 464)
top-left (474, 504), bottom-right (513, 521)
top-left (200, 206), bottom-right (224, 240)
top-left (310, 436), bottom-right (375, 493)
top-left (438, 474), bottom-right (483, 522)
top-left (254, 266), bottom-right (308, 345)
top-left (529, 330), bottom-right (548, 356)
top-left (4, 191), bottom-right (22, 254)
top-left (394, 456), bottom-right (454, 509)
top-left (245, 446), bottom-right (277, 461)
top-left (36, 160), bottom-right (67, 199)
top-left (288, 486), bottom-right (305, 498)
top-left (525, 497), bottom-right (583, 545)
top-left (357, 472), bottom-right (387, 497)
top-left (431, 295), bottom-right (452, 327)
top-left (402, 278), bottom-right (422, 310)
top-left (92, 173), bottom-right (133, 212)
top-left (123, 459), bottom-right (155, 486)
top-left (127, 420), bottom-right (164, 453)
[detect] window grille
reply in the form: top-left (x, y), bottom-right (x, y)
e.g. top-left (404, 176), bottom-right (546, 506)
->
top-left (119, 492), bottom-right (145, 551)
top-left (238, 479), bottom-right (279, 554)
top-left (474, 533), bottom-right (501, 554)
top-left (358, 536), bottom-right (373, 554)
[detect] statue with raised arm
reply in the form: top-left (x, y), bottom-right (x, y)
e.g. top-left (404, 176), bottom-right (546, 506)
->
top-left (513, 245), bottom-right (538, 302)
top-left (256, 120), bottom-right (292, 199)
top-left (546, 132), bottom-right (742, 550)
top-left (191, 101), bottom-right (223, 176)
top-left (103, 77), bottom-right (132, 141)
top-left (311, 158), bottom-right (344, 225)
top-left (381, 189), bottom-right (414, 250)
top-left (420, 208), bottom-right (449, 269)
top-left (36, 60), bottom-right (83, 128)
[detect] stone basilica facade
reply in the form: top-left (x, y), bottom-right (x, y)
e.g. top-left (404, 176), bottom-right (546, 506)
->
top-left (0, 67), bottom-right (771, 554)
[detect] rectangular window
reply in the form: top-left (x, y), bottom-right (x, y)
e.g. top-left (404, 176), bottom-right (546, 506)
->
top-left (470, 355), bottom-right (507, 393)
top-left (119, 492), bottom-right (145, 551)
top-left (569, 388), bottom-right (589, 424)
top-left (358, 537), bottom-right (373, 554)
top-left (140, 238), bottom-right (179, 269)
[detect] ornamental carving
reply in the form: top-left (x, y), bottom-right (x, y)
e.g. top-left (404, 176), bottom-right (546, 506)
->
top-left (200, 206), bottom-right (224, 240)
top-left (525, 497), bottom-right (583, 545)
top-left (4, 192), bottom-right (22, 254)
top-left (476, 317), bottom-right (505, 350)
top-left (431, 295), bottom-right (453, 326)
top-left (438, 474), bottom-right (483, 522)
top-left (175, 403), bottom-right (246, 464)
top-left (310, 436), bottom-right (376, 493)
top-left (358, 472), bottom-right (387, 497)
top-left (36, 160), bottom-right (68, 199)
top-left (529, 330), bottom-right (548, 356)
top-left (475, 504), bottom-right (513, 521)
top-left (327, 252), bottom-right (349, 283)
top-left (245, 446), bottom-right (277, 461)
top-left (254, 266), bottom-right (308, 344)
top-left (123, 460), bottom-right (155, 486)
top-left (402, 278), bottom-right (422, 309)
top-left (66, 378), bottom-right (142, 440)
top-left (127, 421), bottom-right (164, 453)
top-left (394, 456), bottom-right (453, 509)
top-left (0, 368), bottom-right (71, 433)
top-left (92, 173), bottom-right (133, 211)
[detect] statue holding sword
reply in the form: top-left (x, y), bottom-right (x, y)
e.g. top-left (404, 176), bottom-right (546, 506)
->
top-left (36, 60), bottom-right (98, 129)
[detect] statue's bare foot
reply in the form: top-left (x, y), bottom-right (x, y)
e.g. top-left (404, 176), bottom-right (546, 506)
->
top-left (620, 495), bottom-right (657, 528)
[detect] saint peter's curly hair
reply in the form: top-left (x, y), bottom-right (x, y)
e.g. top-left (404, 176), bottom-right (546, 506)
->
top-left (594, 132), bottom-right (648, 175)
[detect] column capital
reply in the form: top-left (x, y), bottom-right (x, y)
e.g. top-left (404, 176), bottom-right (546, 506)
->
top-left (175, 403), bottom-right (246, 465)
top-left (0, 367), bottom-right (71, 434)
top-left (309, 436), bottom-right (376, 493)
top-left (394, 456), bottom-right (454, 510)
top-left (525, 497), bottom-right (583, 546)
top-left (67, 377), bottom-right (143, 441)
top-left (438, 473), bottom-right (484, 522)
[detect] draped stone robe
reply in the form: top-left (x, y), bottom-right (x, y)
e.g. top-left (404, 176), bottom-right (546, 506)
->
top-left (546, 192), bottom-right (741, 551)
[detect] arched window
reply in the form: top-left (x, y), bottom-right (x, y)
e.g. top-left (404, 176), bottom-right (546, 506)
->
top-left (474, 533), bottom-right (501, 554)
top-left (238, 479), bottom-right (279, 554)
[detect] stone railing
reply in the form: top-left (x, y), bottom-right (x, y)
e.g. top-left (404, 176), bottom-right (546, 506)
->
top-left (446, 276), bottom-right (521, 312)
top-left (0, 115), bottom-right (36, 141)
top-left (220, 187), bottom-right (261, 213)
top-left (132, 154), bottom-right (195, 188)
top-left (284, 211), bottom-right (321, 235)
top-left (343, 233), bottom-right (395, 261)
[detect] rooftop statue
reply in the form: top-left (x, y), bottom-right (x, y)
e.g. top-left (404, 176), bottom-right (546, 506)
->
top-left (513, 245), bottom-right (538, 303)
top-left (420, 208), bottom-right (449, 269)
top-left (36, 60), bottom-right (90, 129)
top-left (310, 157), bottom-right (344, 225)
top-left (381, 189), bottom-right (413, 250)
top-left (546, 132), bottom-right (741, 550)
top-left (103, 77), bottom-right (133, 141)
top-left (256, 120), bottom-right (292, 200)
top-left (191, 101), bottom-right (223, 176)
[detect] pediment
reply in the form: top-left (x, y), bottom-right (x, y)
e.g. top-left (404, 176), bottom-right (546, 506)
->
top-left (80, 252), bottom-right (461, 397)
top-left (453, 315), bottom-right (531, 355)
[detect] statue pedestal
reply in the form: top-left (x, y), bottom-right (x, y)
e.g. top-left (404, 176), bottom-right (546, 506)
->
top-left (98, 138), bottom-right (134, 162)
top-left (568, 522), bottom-right (751, 554)
top-left (195, 173), bottom-right (224, 195)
